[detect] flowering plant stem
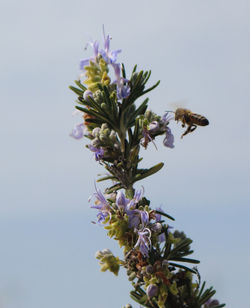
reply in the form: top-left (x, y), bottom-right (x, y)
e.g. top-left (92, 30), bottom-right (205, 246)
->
top-left (70, 28), bottom-right (225, 308)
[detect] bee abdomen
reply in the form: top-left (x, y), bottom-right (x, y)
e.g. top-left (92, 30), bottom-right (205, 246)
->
top-left (190, 114), bottom-right (209, 126)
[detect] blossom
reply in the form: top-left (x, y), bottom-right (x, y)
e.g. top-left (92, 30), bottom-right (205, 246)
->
top-left (127, 209), bottom-right (149, 229)
top-left (146, 284), bottom-right (159, 298)
top-left (88, 145), bottom-right (104, 161)
top-left (70, 123), bottom-right (84, 139)
top-left (116, 190), bottom-right (129, 209)
top-left (89, 185), bottom-right (109, 209)
top-left (112, 63), bottom-right (130, 99)
top-left (148, 121), bottom-right (159, 133)
top-left (134, 227), bottom-right (151, 257)
top-left (83, 89), bottom-right (93, 101)
top-left (100, 27), bottom-right (121, 64)
top-left (162, 112), bottom-right (174, 124)
top-left (80, 40), bottom-right (99, 70)
top-left (89, 185), bottom-right (111, 223)
top-left (127, 187), bottom-right (144, 210)
top-left (163, 127), bottom-right (175, 148)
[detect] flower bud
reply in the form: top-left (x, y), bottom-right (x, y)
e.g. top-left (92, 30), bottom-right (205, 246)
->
top-left (91, 138), bottom-right (100, 147)
top-left (92, 127), bottom-right (101, 137)
top-left (95, 250), bottom-right (103, 259)
top-left (101, 103), bottom-right (106, 109)
top-left (83, 90), bottom-right (93, 102)
top-left (110, 130), bottom-right (117, 141)
top-left (103, 128), bottom-right (110, 136)
top-left (146, 284), bottom-right (158, 298)
top-left (102, 248), bottom-right (112, 255)
top-left (162, 259), bottom-right (168, 267)
top-left (128, 272), bottom-right (136, 281)
top-left (99, 133), bottom-right (108, 142)
top-left (152, 222), bottom-right (162, 233)
top-left (93, 90), bottom-right (103, 103)
top-left (101, 123), bottom-right (109, 130)
top-left (145, 264), bottom-right (153, 274)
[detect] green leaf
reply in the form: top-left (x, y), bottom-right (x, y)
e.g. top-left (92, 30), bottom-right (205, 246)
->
top-left (141, 80), bottom-right (160, 96)
top-left (75, 106), bottom-right (114, 127)
top-left (74, 80), bottom-right (87, 91)
top-left (84, 118), bottom-right (104, 125)
top-left (142, 70), bottom-right (151, 86)
top-left (199, 289), bottom-right (216, 305)
top-left (170, 257), bottom-right (200, 264)
top-left (121, 63), bottom-right (126, 79)
top-left (132, 64), bottom-right (137, 74)
top-left (134, 162), bottom-right (164, 183)
top-left (198, 282), bottom-right (206, 298)
top-left (69, 86), bottom-right (83, 96)
top-left (168, 262), bottom-right (197, 274)
top-left (97, 176), bottom-right (117, 182)
top-left (105, 183), bottom-right (123, 194)
top-left (155, 210), bottom-right (175, 221)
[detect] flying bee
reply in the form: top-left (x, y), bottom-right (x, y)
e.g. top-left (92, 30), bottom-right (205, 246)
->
top-left (174, 108), bottom-right (209, 138)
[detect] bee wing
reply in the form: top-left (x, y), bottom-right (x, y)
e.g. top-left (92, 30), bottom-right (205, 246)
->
top-left (167, 99), bottom-right (189, 111)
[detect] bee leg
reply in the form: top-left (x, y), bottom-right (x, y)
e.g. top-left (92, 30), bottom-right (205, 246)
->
top-left (181, 125), bottom-right (192, 138)
top-left (190, 124), bottom-right (197, 132)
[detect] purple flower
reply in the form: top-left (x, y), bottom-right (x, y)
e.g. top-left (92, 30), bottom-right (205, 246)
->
top-left (70, 123), bottom-right (84, 139)
top-left (114, 189), bottom-right (146, 228)
top-left (89, 185), bottom-right (111, 223)
top-left (146, 284), bottom-right (159, 298)
top-left (127, 187), bottom-right (144, 210)
top-left (116, 191), bottom-right (129, 209)
top-left (100, 26), bottom-right (121, 64)
top-left (141, 126), bottom-right (157, 150)
top-left (96, 211), bottom-right (109, 223)
top-left (134, 228), bottom-right (151, 257)
top-left (88, 145), bottom-right (104, 161)
top-left (80, 40), bottom-right (99, 70)
top-left (162, 112), bottom-right (174, 124)
top-left (127, 211), bottom-right (140, 228)
top-left (112, 63), bottom-right (130, 99)
top-left (89, 185), bottom-right (109, 209)
top-left (127, 209), bottom-right (149, 229)
top-left (158, 232), bottom-right (166, 243)
top-left (163, 127), bottom-right (175, 148)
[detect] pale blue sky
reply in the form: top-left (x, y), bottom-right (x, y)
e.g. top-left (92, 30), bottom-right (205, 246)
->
top-left (0, 0), bottom-right (250, 307)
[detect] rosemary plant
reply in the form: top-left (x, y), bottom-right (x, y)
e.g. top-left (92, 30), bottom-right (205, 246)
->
top-left (69, 28), bottom-right (225, 308)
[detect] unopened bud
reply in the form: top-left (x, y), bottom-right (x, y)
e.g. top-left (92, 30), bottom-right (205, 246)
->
top-left (101, 103), bottom-right (106, 109)
top-left (91, 138), bottom-right (100, 147)
top-left (146, 284), bottom-right (158, 298)
top-left (92, 127), bottom-right (101, 137)
top-left (102, 248), bottom-right (112, 255)
top-left (128, 272), bottom-right (136, 281)
top-left (95, 250), bottom-right (103, 259)
top-left (83, 90), bottom-right (93, 102)
top-left (101, 123), bottom-right (109, 130)
top-left (162, 260), bottom-right (168, 267)
top-left (146, 264), bottom-right (153, 274)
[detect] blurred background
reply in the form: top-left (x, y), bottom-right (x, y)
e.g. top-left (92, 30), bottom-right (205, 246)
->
top-left (1, 0), bottom-right (249, 307)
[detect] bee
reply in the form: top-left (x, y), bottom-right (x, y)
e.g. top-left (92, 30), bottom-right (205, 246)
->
top-left (174, 108), bottom-right (209, 138)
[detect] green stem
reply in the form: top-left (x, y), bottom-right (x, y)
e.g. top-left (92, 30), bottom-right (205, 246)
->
top-left (125, 186), bottom-right (135, 199)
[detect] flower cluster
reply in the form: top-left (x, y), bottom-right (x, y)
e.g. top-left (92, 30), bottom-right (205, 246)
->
top-left (69, 29), bottom-right (224, 308)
